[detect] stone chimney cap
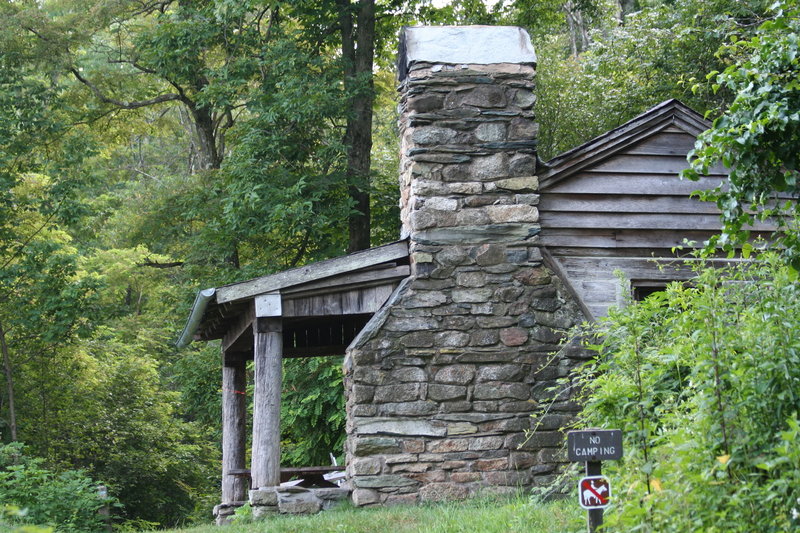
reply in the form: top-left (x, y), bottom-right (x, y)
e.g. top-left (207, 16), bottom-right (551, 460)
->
top-left (399, 26), bottom-right (536, 79)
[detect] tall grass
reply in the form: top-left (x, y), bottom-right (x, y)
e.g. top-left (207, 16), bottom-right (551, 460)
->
top-left (157, 495), bottom-right (584, 533)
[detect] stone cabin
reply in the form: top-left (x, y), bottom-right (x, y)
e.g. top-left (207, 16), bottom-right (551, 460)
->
top-left (177, 25), bottom-right (766, 520)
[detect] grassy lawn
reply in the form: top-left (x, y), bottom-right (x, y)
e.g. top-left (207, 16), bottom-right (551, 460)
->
top-left (158, 496), bottom-right (585, 533)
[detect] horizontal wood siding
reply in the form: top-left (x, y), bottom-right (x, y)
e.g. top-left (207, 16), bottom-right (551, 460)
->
top-left (549, 254), bottom-right (715, 318)
top-left (540, 128), bottom-right (755, 318)
top-left (540, 130), bottom-right (734, 251)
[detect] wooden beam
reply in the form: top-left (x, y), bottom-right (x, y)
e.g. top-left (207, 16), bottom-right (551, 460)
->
top-left (541, 247), bottom-right (595, 322)
top-left (216, 240), bottom-right (409, 305)
top-left (251, 318), bottom-right (282, 489)
top-left (221, 303), bottom-right (255, 354)
top-left (280, 265), bottom-right (410, 297)
top-left (221, 356), bottom-right (248, 503)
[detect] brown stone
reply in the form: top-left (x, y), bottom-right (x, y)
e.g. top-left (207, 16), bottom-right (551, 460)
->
top-left (428, 439), bottom-right (469, 453)
top-left (500, 327), bottom-right (529, 346)
top-left (419, 482), bottom-right (470, 502)
top-left (513, 268), bottom-right (551, 286)
top-left (450, 472), bottom-right (482, 483)
top-left (473, 457), bottom-right (509, 471)
top-left (402, 439), bottom-right (426, 453)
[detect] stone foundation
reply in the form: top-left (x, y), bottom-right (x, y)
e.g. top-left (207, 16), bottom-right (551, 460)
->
top-left (213, 486), bottom-right (351, 524)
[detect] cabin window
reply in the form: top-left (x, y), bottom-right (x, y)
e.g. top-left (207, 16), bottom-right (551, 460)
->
top-left (631, 280), bottom-right (670, 302)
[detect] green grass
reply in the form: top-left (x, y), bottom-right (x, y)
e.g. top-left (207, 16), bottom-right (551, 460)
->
top-left (158, 495), bottom-right (585, 533)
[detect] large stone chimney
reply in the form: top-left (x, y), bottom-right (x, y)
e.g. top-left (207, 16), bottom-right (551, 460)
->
top-left (344, 26), bottom-right (584, 507)
top-left (398, 26), bottom-right (540, 248)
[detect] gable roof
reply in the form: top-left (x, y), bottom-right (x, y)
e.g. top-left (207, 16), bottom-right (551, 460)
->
top-left (539, 99), bottom-right (710, 190)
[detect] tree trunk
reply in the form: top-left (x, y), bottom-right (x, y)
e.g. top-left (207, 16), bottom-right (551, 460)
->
top-left (189, 105), bottom-right (222, 171)
top-left (0, 321), bottom-right (17, 442)
top-left (339, 0), bottom-right (376, 253)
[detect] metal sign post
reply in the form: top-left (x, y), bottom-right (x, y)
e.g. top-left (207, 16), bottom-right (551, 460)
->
top-left (567, 429), bottom-right (623, 533)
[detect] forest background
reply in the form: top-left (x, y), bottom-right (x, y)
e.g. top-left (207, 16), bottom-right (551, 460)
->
top-left (0, 0), bottom-right (796, 529)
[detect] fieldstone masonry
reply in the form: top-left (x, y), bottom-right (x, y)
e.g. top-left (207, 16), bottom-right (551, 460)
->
top-left (342, 26), bottom-right (588, 507)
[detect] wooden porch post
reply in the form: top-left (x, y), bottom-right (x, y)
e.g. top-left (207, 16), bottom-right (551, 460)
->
top-left (251, 301), bottom-right (283, 489)
top-left (221, 355), bottom-right (248, 503)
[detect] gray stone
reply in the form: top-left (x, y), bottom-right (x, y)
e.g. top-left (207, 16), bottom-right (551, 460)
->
top-left (434, 365), bottom-right (475, 385)
top-left (509, 117), bottom-right (539, 139)
top-left (278, 492), bottom-right (322, 514)
top-left (470, 329), bottom-right (499, 346)
top-left (409, 93), bottom-right (445, 113)
top-left (249, 489), bottom-right (278, 506)
top-left (452, 288), bottom-right (493, 303)
top-left (424, 196), bottom-right (459, 211)
top-left (251, 505), bottom-right (278, 518)
top-left (410, 153), bottom-right (471, 164)
top-left (476, 365), bottom-right (524, 382)
top-left (352, 384), bottom-right (375, 403)
top-left (412, 224), bottom-right (540, 245)
top-left (469, 436), bottom-right (505, 451)
top-left (506, 248), bottom-right (529, 263)
top-left (463, 194), bottom-right (512, 207)
top-left (455, 208), bottom-right (491, 226)
top-left (412, 126), bottom-right (459, 145)
top-left (385, 316), bottom-right (438, 332)
top-left (354, 475), bottom-right (420, 489)
top-left (456, 271), bottom-right (487, 288)
top-left (513, 90), bottom-right (537, 109)
top-left (486, 204), bottom-right (538, 223)
top-left (353, 437), bottom-right (401, 456)
top-left (434, 330), bottom-right (470, 347)
top-left (475, 122), bottom-right (507, 142)
top-left (474, 383), bottom-right (530, 400)
top-left (357, 419), bottom-right (447, 437)
top-left (381, 400), bottom-right (439, 416)
top-left (442, 315), bottom-right (475, 330)
top-left (476, 315), bottom-right (517, 328)
top-left (390, 367), bottom-right (426, 382)
top-left (352, 488), bottom-right (380, 506)
top-left (428, 384), bottom-right (467, 401)
top-left (351, 457), bottom-right (382, 475)
top-left (494, 176), bottom-right (538, 192)
top-left (470, 153), bottom-right (507, 180)
top-left (515, 193), bottom-right (540, 206)
top-left (494, 286), bottom-right (525, 302)
top-left (403, 291), bottom-right (448, 308)
top-left (374, 383), bottom-right (422, 403)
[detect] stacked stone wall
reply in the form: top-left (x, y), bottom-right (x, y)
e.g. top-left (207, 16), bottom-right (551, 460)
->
top-left (343, 59), bottom-right (588, 506)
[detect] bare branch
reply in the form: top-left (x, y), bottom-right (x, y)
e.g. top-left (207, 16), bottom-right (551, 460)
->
top-left (70, 68), bottom-right (182, 109)
top-left (137, 259), bottom-right (185, 269)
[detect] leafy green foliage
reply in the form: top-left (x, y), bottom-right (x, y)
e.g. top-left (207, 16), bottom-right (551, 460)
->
top-left (0, 443), bottom-right (114, 533)
top-left (684, 0), bottom-right (800, 265)
top-left (570, 255), bottom-right (800, 531)
top-left (281, 357), bottom-right (346, 467)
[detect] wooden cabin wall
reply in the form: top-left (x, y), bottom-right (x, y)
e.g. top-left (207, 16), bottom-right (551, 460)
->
top-left (539, 128), bottom-right (744, 318)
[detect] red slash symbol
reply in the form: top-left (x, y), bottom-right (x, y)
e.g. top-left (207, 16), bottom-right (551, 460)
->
top-left (579, 476), bottom-right (610, 509)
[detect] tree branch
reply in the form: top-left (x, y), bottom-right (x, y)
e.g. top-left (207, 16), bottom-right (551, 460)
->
top-left (137, 259), bottom-right (185, 269)
top-left (70, 68), bottom-right (182, 109)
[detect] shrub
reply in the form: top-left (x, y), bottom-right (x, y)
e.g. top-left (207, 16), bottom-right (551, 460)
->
top-left (570, 254), bottom-right (800, 532)
top-left (0, 443), bottom-right (115, 533)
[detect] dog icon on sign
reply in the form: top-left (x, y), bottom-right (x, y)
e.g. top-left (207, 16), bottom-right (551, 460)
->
top-left (578, 476), bottom-right (611, 509)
